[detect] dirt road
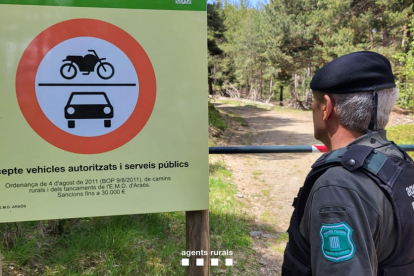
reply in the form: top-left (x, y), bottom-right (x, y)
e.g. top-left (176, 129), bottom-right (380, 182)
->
top-left (212, 100), bottom-right (414, 275)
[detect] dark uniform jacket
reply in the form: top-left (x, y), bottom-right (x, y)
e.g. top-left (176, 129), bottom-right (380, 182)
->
top-left (283, 130), bottom-right (414, 276)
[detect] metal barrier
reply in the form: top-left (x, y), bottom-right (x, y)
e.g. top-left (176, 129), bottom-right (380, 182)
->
top-left (209, 145), bottom-right (414, 154)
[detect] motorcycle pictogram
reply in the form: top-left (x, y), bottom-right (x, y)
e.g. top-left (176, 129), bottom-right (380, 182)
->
top-left (60, 50), bottom-right (115, 80)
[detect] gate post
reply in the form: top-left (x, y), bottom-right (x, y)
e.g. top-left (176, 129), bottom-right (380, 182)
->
top-left (186, 210), bottom-right (210, 276)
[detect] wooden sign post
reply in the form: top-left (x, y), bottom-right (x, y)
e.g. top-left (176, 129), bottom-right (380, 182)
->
top-left (186, 210), bottom-right (210, 276)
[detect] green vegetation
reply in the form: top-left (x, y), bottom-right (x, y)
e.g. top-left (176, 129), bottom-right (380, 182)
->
top-left (387, 124), bottom-right (414, 158)
top-left (261, 189), bottom-right (270, 198)
top-left (271, 233), bottom-right (289, 254)
top-left (2, 215), bottom-right (187, 275)
top-left (387, 124), bottom-right (414, 144)
top-left (208, 0), bottom-right (414, 110)
top-left (209, 159), bottom-right (258, 275)
top-left (212, 99), bottom-right (241, 106)
top-left (226, 111), bottom-right (249, 127)
top-left (209, 101), bottom-right (227, 131)
top-left (209, 99), bottom-right (255, 145)
top-left (394, 29), bottom-right (414, 110)
top-left (244, 104), bottom-right (271, 111)
top-left (208, 101), bottom-right (227, 146)
top-left (271, 104), bottom-right (311, 114)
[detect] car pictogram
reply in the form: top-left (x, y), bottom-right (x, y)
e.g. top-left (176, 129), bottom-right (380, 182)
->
top-left (65, 92), bottom-right (114, 129)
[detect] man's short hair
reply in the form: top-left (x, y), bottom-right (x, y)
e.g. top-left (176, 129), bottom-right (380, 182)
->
top-left (313, 88), bottom-right (399, 133)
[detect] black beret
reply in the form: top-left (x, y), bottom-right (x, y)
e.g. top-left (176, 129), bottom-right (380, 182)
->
top-left (310, 51), bottom-right (395, 93)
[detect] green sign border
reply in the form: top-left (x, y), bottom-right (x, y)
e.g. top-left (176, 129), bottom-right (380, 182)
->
top-left (0, 0), bottom-right (206, 11)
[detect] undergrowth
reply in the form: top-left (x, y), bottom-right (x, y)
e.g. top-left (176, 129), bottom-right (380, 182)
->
top-left (209, 102), bottom-right (227, 131)
top-left (387, 124), bottom-right (414, 158)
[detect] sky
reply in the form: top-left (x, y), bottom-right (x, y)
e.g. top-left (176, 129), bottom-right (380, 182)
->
top-left (207, 0), bottom-right (269, 9)
top-left (248, 0), bottom-right (268, 7)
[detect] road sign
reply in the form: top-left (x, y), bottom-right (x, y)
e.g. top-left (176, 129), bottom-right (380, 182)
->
top-left (17, 19), bottom-right (156, 154)
top-left (0, 1), bottom-right (208, 222)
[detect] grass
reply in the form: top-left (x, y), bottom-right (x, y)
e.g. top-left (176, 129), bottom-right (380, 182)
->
top-left (211, 99), bottom-right (272, 111)
top-left (271, 233), bottom-right (289, 254)
top-left (226, 112), bottom-right (249, 127)
top-left (244, 104), bottom-right (271, 111)
top-left (208, 159), bottom-right (258, 275)
top-left (210, 99), bottom-right (241, 107)
top-left (212, 98), bottom-right (310, 117)
top-left (2, 215), bottom-right (188, 275)
top-left (271, 105), bottom-right (310, 114)
top-left (209, 102), bottom-right (227, 131)
top-left (386, 124), bottom-right (414, 158)
top-left (252, 172), bottom-right (263, 181)
top-left (261, 189), bottom-right (270, 199)
top-left (386, 124), bottom-right (414, 144)
top-left (209, 101), bottom-right (254, 146)
top-left (208, 101), bottom-right (227, 147)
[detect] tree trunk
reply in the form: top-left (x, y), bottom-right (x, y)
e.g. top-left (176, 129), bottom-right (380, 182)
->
top-left (380, 25), bottom-right (388, 47)
top-left (245, 72), bottom-right (249, 98)
top-left (259, 60), bottom-right (263, 99)
top-left (293, 72), bottom-right (298, 107)
top-left (402, 13), bottom-right (408, 49)
top-left (369, 27), bottom-right (374, 49)
top-left (269, 76), bottom-right (273, 98)
top-left (301, 74), bottom-right (306, 100)
top-left (208, 77), bottom-right (213, 95)
top-left (292, 72), bottom-right (305, 109)
top-left (213, 63), bottom-right (217, 86)
top-left (279, 85), bottom-right (283, 106)
top-left (266, 76), bottom-right (274, 103)
top-left (249, 60), bottom-right (253, 98)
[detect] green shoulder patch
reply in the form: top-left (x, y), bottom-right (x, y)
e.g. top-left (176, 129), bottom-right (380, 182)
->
top-left (319, 222), bottom-right (355, 263)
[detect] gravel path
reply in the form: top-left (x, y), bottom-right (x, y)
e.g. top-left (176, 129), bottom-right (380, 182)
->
top-left (213, 100), bottom-right (414, 275)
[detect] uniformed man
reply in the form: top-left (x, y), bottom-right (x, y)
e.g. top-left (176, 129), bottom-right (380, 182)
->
top-left (282, 51), bottom-right (414, 276)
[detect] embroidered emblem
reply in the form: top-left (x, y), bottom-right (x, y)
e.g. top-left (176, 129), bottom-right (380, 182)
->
top-left (319, 222), bottom-right (355, 263)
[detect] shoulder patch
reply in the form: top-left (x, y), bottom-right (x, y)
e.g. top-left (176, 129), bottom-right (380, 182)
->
top-left (319, 222), bottom-right (355, 263)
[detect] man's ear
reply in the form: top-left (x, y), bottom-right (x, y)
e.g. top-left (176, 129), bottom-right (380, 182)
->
top-left (322, 94), bottom-right (334, 121)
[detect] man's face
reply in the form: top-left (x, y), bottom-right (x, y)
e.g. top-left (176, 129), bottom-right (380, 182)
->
top-left (312, 92), bottom-right (326, 142)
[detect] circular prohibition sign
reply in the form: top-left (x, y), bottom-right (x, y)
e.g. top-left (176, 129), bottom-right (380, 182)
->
top-left (16, 19), bottom-right (156, 154)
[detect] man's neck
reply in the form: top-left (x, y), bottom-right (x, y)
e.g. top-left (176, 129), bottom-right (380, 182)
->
top-left (327, 126), bottom-right (364, 151)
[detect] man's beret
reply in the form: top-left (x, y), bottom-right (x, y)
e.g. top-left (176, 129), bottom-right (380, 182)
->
top-left (310, 51), bottom-right (395, 93)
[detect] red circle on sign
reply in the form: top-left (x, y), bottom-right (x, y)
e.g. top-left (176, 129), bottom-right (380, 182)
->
top-left (16, 19), bottom-right (156, 154)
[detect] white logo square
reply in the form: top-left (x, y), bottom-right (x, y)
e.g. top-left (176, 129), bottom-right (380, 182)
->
top-left (211, 258), bottom-right (219, 266)
top-left (225, 258), bottom-right (233, 266)
top-left (196, 258), bottom-right (204, 266)
top-left (181, 258), bottom-right (189, 266)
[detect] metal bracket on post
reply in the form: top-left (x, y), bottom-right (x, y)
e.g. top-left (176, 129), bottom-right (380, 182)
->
top-left (186, 210), bottom-right (210, 276)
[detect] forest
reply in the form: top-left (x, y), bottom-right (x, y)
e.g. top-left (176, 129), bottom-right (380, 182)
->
top-left (207, 0), bottom-right (414, 109)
